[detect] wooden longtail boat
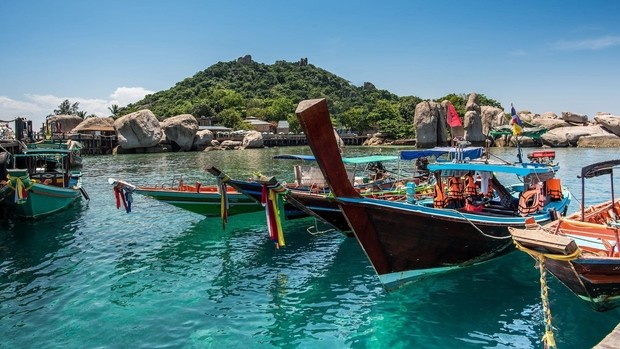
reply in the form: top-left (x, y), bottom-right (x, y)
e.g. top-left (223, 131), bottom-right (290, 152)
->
top-left (206, 149), bottom-right (461, 233)
top-left (295, 98), bottom-right (572, 289)
top-left (108, 177), bottom-right (262, 217)
top-left (509, 159), bottom-right (620, 311)
top-left (0, 142), bottom-right (88, 219)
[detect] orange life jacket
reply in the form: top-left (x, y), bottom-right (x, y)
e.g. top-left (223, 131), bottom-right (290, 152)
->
top-left (447, 177), bottom-right (464, 199)
top-left (464, 174), bottom-right (478, 197)
top-left (433, 180), bottom-right (447, 208)
top-left (519, 189), bottom-right (542, 216)
top-left (546, 178), bottom-right (562, 200)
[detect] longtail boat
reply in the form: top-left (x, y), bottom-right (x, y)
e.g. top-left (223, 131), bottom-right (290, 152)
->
top-left (0, 142), bottom-right (88, 219)
top-left (295, 98), bottom-right (572, 289)
top-left (509, 159), bottom-right (620, 311)
top-left (108, 177), bottom-right (262, 217)
top-left (206, 149), bottom-right (467, 233)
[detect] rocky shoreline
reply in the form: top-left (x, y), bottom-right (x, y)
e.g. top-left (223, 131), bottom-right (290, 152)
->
top-left (35, 93), bottom-right (620, 154)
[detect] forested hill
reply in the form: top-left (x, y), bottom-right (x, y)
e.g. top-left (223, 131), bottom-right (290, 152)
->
top-left (123, 57), bottom-right (501, 137)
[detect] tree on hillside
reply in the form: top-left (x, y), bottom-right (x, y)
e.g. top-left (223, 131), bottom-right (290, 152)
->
top-left (54, 99), bottom-right (81, 115)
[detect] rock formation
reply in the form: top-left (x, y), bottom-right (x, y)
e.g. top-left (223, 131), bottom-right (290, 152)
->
top-left (113, 109), bottom-right (163, 149)
top-left (160, 114), bottom-right (198, 151)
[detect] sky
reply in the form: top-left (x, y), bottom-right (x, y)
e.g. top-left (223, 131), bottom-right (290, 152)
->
top-left (1, 0), bottom-right (620, 129)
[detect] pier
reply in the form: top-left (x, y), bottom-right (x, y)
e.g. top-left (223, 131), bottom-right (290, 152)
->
top-left (2, 132), bottom-right (368, 157)
top-left (219, 133), bottom-right (368, 147)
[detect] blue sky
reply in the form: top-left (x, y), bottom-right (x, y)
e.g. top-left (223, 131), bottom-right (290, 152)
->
top-left (1, 0), bottom-right (620, 129)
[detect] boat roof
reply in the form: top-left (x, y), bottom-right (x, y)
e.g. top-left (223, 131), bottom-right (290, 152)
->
top-left (580, 159), bottom-right (620, 179)
top-left (342, 155), bottom-right (399, 164)
top-left (15, 148), bottom-right (72, 156)
top-left (427, 161), bottom-right (556, 176)
top-left (273, 154), bottom-right (316, 161)
top-left (399, 147), bottom-right (484, 161)
top-left (273, 154), bottom-right (399, 164)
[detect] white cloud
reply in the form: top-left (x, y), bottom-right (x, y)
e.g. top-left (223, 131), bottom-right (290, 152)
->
top-left (109, 87), bottom-right (155, 107)
top-left (553, 35), bottom-right (620, 50)
top-left (0, 87), bottom-right (154, 128)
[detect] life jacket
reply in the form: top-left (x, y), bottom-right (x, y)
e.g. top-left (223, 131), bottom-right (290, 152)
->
top-left (518, 188), bottom-right (542, 216)
top-left (546, 178), bottom-right (562, 200)
top-left (433, 180), bottom-right (447, 208)
top-left (447, 177), bottom-right (464, 199)
top-left (464, 174), bottom-right (478, 197)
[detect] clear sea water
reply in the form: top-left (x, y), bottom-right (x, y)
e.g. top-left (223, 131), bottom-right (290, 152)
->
top-left (1, 146), bottom-right (619, 349)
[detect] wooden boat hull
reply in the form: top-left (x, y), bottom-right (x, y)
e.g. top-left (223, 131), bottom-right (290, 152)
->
top-left (545, 256), bottom-right (620, 311)
top-left (5, 183), bottom-right (81, 219)
top-left (295, 98), bottom-right (571, 288)
top-left (135, 186), bottom-right (262, 217)
top-left (339, 196), bottom-right (568, 288)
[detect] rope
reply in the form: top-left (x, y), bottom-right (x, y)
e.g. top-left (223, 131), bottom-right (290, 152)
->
top-left (452, 209), bottom-right (513, 240)
top-left (538, 257), bottom-right (556, 349)
top-left (306, 218), bottom-right (336, 236)
top-left (512, 239), bottom-right (583, 349)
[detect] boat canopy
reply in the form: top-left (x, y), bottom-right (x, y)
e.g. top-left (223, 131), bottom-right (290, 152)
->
top-left (580, 159), bottom-right (620, 179)
top-left (274, 154), bottom-right (399, 164)
top-left (342, 155), bottom-right (399, 164)
top-left (399, 147), bottom-right (484, 161)
top-left (427, 162), bottom-right (555, 177)
top-left (273, 154), bottom-right (317, 162)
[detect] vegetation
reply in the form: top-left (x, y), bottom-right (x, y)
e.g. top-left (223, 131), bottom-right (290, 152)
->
top-left (50, 99), bottom-right (98, 119)
top-left (121, 59), bottom-right (502, 137)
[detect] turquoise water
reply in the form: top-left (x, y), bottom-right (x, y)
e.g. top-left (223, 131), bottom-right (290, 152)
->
top-left (1, 146), bottom-right (619, 348)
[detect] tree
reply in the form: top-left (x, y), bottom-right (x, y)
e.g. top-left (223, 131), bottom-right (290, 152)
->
top-left (54, 99), bottom-right (81, 115)
top-left (108, 104), bottom-right (120, 117)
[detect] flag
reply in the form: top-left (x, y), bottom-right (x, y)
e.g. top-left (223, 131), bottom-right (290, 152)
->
top-left (446, 102), bottom-right (462, 128)
top-left (510, 103), bottom-right (523, 136)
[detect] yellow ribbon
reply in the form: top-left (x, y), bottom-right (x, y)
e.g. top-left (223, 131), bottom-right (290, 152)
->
top-left (6, 174), bottom-right (34, 204)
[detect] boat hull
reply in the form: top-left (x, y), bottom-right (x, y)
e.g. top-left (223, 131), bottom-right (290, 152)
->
top-left (7, 183), bottom-right (81, 218)
top-left (545, 257), bottom-right (620, 311)
top-left (135, 187), bottom-right (262, 217)
top-left (339, 197), bottom-right (565, 288)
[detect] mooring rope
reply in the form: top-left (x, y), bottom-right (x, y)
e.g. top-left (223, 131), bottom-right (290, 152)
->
top-left (512, 239), bottom-right (582, 349)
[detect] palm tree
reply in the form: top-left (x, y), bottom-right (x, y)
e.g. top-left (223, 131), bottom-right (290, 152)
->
top-left (108, 104), bottom-right (120, 117)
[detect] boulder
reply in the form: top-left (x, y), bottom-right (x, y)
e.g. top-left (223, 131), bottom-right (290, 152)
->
top-left (160, 114), bottom-right (198, 151)
top-left (594, 114), bottom-right (620, 137)
top-left (219, 140), bottom-right (243, 149)
top-left (527, 118), bottom-right (569, 130)
top-left (242, 131), bottom-right (264, 149)
top-left (561, 112), bottom-right (588, 124)
top-left (113, 109), bottom-right (163, 149)
top-left (413, 101), bottom-right (447, 148)
top-left (192, 129), bottom-right (214, 151)
top-left (577, 134), bottom-right (620, 148)
top-left (540, 112), bottom-right (558, 119)
top-left (480, 106), bottom-right (506, 136)
top-left (462, 93), bottom-right (486, 144)
top-left (47, 114), bottom-right (84, 133)
top-left (541, 125), bottom-right (609, 147)
top-left (71, 116), bottom-right (114, 133)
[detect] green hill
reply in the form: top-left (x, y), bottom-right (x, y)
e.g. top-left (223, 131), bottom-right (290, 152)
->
top-left (122, 57), bottom-right (501, 138)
